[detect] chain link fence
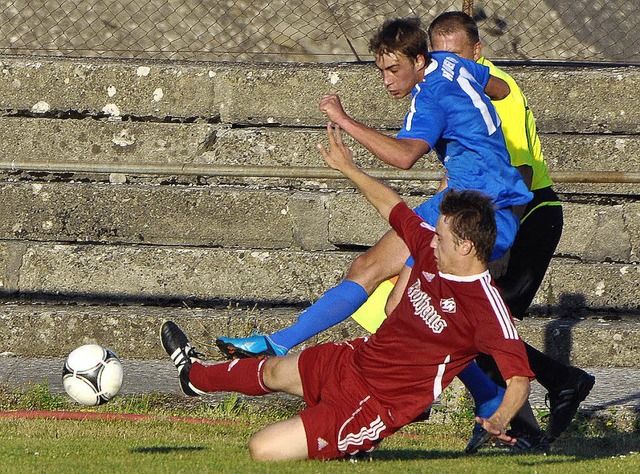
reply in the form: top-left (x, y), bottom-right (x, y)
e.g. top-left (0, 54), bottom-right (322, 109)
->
top-left (1, 0), bottom-right (639, 64)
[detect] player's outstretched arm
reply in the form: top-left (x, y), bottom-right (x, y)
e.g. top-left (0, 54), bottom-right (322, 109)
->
top-left (318, 94), bottom-right (430, 169)
top-left (475, 375), bottom-right (530, 445)
top-left (318, 122), bottom-right (402, 222)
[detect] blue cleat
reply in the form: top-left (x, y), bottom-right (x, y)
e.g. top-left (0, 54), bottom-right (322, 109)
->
top-left (465, 385), bottom-right (506, 453)
top-left (216, 332), bottom-right (288, 360)
top-left (465, 424), bottom-right (492, 454)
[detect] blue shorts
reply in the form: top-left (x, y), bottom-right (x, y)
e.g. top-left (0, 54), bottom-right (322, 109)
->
top-left (406, 191), bottom-right (519, 266)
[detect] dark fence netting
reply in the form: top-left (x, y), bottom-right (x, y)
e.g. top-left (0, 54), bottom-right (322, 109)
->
top-left (1, 0), bottom-right (639, 64)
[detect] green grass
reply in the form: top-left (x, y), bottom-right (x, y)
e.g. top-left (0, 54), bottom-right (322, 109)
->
top-left (1, 384), bottom-right (638, 473)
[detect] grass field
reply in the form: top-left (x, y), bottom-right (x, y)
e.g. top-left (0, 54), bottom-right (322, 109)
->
top-left (1, 384), bottom-right (638, 473)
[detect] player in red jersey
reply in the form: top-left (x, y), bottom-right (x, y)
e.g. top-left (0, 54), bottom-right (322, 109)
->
top-left (161, 124), bottom-right (533, 461)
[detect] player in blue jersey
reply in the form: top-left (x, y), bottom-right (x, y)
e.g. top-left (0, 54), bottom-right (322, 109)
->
top-left (394, 49), bottom-right (532, 263)
top-left (216, 17), bottom-right (530, 437)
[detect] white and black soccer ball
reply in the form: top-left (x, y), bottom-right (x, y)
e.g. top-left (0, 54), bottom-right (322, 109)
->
top-left (62, 344), bottom-right (124, 406)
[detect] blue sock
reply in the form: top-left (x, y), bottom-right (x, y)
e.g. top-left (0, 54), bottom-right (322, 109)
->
top-left (270, 280), bottom-right (368, 350)
top-left (458, 362), bottom-right (505, 418)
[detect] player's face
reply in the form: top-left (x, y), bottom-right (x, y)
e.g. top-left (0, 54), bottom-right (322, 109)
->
top-left (430, 215), bottom-right (460, 274)
top-left (375, 52), bottom-right (425, 99)
top-left (430, 30), bottom-right (482, 61)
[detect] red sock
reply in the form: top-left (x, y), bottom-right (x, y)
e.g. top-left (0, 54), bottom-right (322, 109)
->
top-left (189, 358), bottom-right (271, 396)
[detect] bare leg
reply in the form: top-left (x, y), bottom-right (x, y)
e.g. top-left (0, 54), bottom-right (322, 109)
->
top-left (262, 353), bottom-right (303, 396)
top-left (248, 354), bottom-right (308, 460)
top-left (249, 416), bottom-right (309, 461)
top-left (346, 228), bottom-right (410, 293)
top-left (217, 228), bottom-right (412, 357)
top-left (264, 229), bottom-right (409, 349)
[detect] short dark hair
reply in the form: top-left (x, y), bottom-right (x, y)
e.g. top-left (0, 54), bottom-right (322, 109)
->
top-left (439, 189), bottom-right (496, 264)
top-left (369, 17), bottom-right (429, 62)
top-left (428, 11), bottom-right (480, 45)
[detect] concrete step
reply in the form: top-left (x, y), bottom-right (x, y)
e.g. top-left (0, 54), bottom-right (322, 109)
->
top-left (0, 59), bottom-right (638, 317)
top-left (2, 58), bottom-right (639, 133)
top-left (0, 58), bottom-right (637, 391)
top-left (0, 181), bottom-right (637, 256)
top-left (0, 241), bottom-right (637, 310)
top-left (0, 303), bottom-right (637, 366)
top-left (1, 118), bottom-right (639, 190)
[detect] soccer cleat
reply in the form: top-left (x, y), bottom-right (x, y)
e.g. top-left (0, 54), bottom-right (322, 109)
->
top-left (160, 320), bottom-right (206, 397)
top-left (216, 333), bottom-right (288, 360)
top-left (466, 425), bottom-right (551, 454)
top-left (465, 423), bottom-right (492, 454)
top-left (546, 369), bottom-right (596, 441)
top-left (508, 429), bottom-right (551, 453)
top-left (465, 384), bottom-right (506, 453)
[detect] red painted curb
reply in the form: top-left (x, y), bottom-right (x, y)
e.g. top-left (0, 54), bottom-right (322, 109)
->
top-left (0, 410), bottom-right (248, 426)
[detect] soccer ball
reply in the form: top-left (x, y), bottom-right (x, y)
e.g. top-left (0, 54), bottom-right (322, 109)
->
top-left (62, 344), bottom-right (124, 406)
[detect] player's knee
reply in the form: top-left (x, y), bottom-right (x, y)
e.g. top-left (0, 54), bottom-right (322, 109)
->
top-left (248, 434), bottom-right (270, 461)
top-left (347, 253), bottom-right (386, 292)
top-left (348, 252), bottom-right (371, 276)
top-left (261, 357), bottom-right (282, 386)
top-left (248, 430), bottom-right (293, 461)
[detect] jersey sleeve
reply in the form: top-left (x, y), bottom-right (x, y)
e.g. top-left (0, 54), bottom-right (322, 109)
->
top-left (396, 85), bottom-right (445, 149)
top-left (484, 63), bottom-right (533, 168)
top-left (459, 57), bottom-right (490, 89)
top-left (389, 201), bottom-right (435, 260)
top-left (492, 90), bottom-right (531, 168)
top-left (472, 290), bottom-right (535, 381)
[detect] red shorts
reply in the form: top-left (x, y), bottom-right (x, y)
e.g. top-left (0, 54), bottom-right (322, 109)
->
top-left (297, 339), bottom-right (397, 460)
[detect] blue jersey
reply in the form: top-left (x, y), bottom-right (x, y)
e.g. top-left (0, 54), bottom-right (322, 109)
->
top-left (397, 51), bottom-right (532, 210)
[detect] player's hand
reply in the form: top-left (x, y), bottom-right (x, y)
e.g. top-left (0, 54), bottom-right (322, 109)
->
top-left (488, 248), bottom-right (511, 280)
top-left (317, 122), bottom-right (356, 174)
top-left (318, 94), bottom-right (349, 125)
top-left (475, 416), bottom-right (517, 446)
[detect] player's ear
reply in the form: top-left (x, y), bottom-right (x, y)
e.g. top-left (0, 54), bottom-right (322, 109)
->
top-left (473, 41), bottom-right (483, 61)
top-left (414, 54), bottom-right (426, 70)
top-left (459, 239), bottom-right (474, 257)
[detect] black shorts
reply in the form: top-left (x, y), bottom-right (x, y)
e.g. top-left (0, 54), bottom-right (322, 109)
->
top-left (496, 186), bottom-right (563, 319)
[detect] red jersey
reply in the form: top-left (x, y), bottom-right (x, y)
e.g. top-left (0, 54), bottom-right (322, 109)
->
top-left (352, 202), bottom-right (534, 428)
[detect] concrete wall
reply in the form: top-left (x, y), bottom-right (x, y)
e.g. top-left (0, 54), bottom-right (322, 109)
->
top-left (0, 56), bottom-right (638, 358)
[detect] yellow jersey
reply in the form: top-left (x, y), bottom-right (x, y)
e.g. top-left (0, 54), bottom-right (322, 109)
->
top-left (479, 57), bottom-right (553, 191)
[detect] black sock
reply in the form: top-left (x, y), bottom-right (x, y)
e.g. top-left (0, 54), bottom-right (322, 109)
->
top-left (525, 342), bottom-right (573, 392)
top-left (510, 400), bottom-right (543, 435)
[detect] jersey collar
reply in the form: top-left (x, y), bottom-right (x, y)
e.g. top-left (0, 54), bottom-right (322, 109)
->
top-left (438, 269), bottom-right (491, 282)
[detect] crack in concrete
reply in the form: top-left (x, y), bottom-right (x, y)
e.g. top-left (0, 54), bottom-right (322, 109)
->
top-left (3, 241), bottom-right (27, 294)
top-left (0, 108), bottom-right (219, 123)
